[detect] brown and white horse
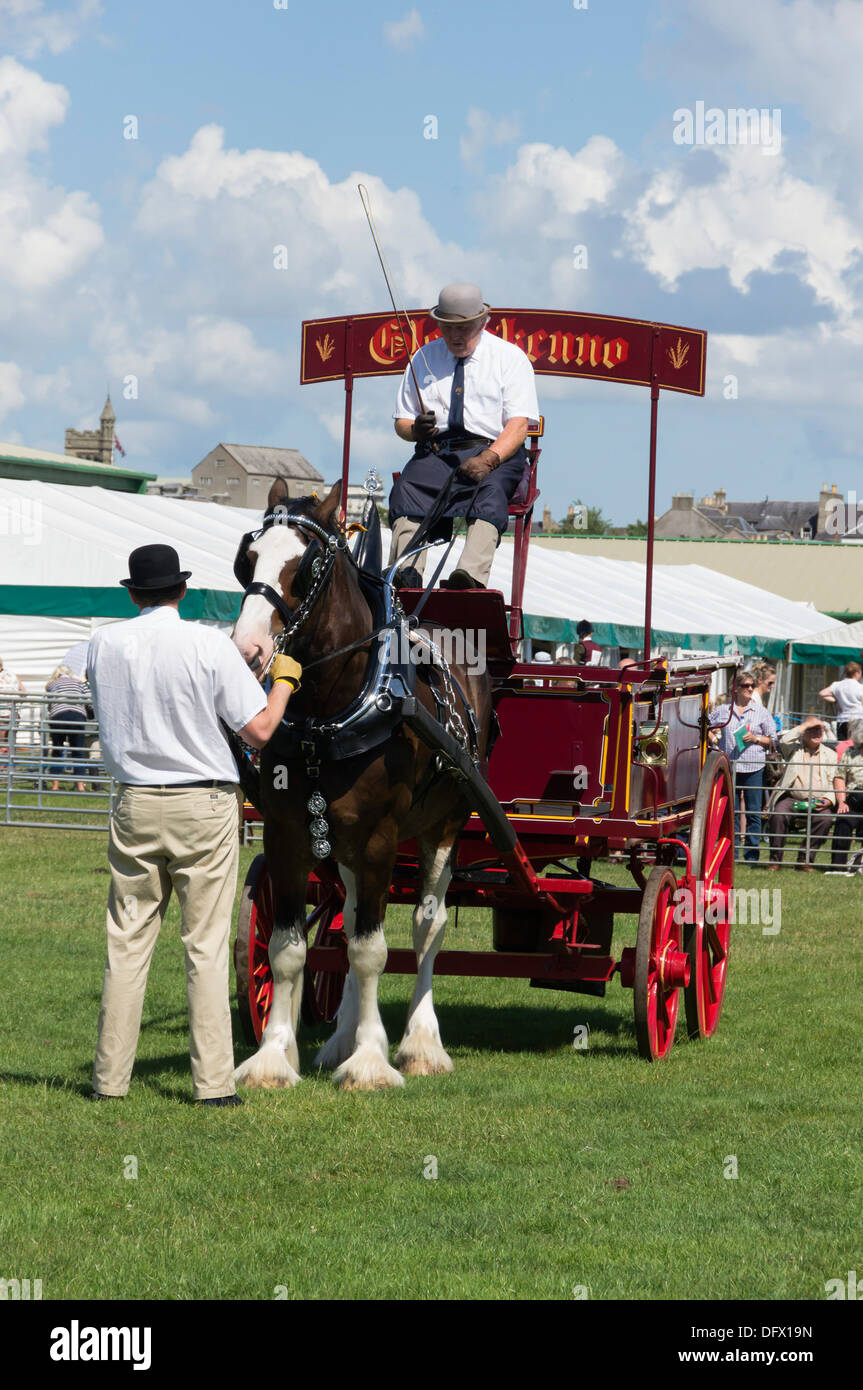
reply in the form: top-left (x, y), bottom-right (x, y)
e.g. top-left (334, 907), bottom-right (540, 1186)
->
top-left (232, 478), bottom-right (491, 1091)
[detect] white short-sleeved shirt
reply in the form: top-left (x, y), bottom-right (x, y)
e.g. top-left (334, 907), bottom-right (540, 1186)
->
top-left (394, 330), bottom-right (540, 439)
top-left (87, 606), bottom-right (266, 785)
top-left (830, 677), bottom-right (863, 718)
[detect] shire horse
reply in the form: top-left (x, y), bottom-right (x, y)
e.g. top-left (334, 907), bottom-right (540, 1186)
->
top-left (231, 477), bottom-right (492, 1090)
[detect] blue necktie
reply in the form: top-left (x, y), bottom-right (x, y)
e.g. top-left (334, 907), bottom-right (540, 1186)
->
top-left (448, 357), bottom-right (466, 433)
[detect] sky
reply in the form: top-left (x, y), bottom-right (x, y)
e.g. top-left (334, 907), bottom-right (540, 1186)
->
top-left (0, 0), bottom-right (861, 524)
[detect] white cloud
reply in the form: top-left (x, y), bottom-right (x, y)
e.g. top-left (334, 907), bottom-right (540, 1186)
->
top-left (625, 145), bottom-right (861, 319)
top-left (0, 0), bottom-right (102, 59)
top-left (382, 8), bottom-right (425, 52)
top-left (0, 59), bottom-right (103, 294)
top-left (486, 136), bottom-right (626, 238)
top-left (460, 107), bottom-right (521, 167)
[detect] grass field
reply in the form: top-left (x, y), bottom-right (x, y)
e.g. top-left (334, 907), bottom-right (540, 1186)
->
top-left (1, 826), bottom-right (860, 1301)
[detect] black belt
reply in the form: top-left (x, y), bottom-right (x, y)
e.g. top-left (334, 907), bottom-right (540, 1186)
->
top-left (426, 433), bottom-right (492, 454)
top-left (121, 780), bottom-right (236, 789)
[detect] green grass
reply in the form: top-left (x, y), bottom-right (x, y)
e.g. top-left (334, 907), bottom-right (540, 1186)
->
top-left (0, 827), bottom-right (860, 1300)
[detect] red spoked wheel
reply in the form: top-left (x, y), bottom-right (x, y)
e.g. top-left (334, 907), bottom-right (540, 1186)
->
top-left (234, 859), bottom-right (348, 1043)
top-left (234, 854), bottom-right (274, 1045)
top-left (632, 865), bottom-right (690, 1061)
top-left (684, 751), bottom-right (734, 1040)
top-left (300, 885), bottom-right (347, 1027)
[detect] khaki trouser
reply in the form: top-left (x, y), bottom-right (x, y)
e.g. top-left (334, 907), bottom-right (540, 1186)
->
top-left (93, 784), bottom-right (240, 1100)
top-left (389, 516), bottom-right (499, 586)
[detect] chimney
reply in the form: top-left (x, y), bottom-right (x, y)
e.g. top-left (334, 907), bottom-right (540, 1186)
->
top-left (714, 487), bottom-right (726, 511)
top-left (543, 504), bottom-right (552, 531)
top-left (672, 492), bottom-right (694, 510)
top-left (818, 482), bottom-right (842, 538)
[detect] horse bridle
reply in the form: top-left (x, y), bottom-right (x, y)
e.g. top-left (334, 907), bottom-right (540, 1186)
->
top-left (234, 510), bottom-right (349, 673)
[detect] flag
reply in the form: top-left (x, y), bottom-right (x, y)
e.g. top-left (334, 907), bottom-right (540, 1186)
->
top-left (114, 434), bottom-right (126, 457)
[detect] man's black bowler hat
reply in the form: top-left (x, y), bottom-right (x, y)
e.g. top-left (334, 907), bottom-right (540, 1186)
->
top-left (120, 544), bottom-right (192, 590)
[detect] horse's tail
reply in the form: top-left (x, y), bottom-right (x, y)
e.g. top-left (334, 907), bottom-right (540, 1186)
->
top-left (221, 721), bottom-right (262, 812)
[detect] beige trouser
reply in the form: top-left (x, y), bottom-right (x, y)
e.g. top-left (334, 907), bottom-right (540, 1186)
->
top-left (389, 516), bottom-right (499, 586)
top-left (93, 784), bottom-right (240, 1100)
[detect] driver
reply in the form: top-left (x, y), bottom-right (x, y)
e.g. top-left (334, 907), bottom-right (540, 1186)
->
top-left (388, 283), bottom-right (540, 590)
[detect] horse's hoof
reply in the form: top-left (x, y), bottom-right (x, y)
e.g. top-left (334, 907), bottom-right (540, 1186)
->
top-left (333, 1046), bottom-right (405, 1091)
top-left (315, 1032), bottom-right (356, 1071)
top-left (395, 1031), bottom-right (454, 1077)
top-left (234, 1048), bottom-right (301, 1090)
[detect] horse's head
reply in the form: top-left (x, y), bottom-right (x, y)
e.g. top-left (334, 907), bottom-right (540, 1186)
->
top-left (232, 478), bottom-right (343, 675)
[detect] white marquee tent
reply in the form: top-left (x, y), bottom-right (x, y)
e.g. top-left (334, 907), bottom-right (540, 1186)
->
top-left (0, 479), bottom-right (847, 688)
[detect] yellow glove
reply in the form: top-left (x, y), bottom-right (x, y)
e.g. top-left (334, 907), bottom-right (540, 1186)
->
top-left (270, 655), bottom-right (302, 690)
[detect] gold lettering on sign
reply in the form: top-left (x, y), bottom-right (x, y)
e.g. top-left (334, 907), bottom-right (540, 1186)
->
top-left (316, 333), bottom-right (336, 362)
top-left (666, 337), bottom-right (690, 370)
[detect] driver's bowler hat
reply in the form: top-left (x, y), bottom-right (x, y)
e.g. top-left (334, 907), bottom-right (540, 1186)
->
top-left (120, 544), bottom-right (191, 590)
top-left (430, 283), bottom-right (491, 323)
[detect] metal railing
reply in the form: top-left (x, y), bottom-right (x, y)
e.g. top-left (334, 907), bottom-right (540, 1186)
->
top-left (0, 695), bottom-right (264, 839)
top-left (731, 746), bottom-right (861, 868)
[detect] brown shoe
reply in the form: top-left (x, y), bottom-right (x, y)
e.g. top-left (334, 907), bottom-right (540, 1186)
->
top-left (442, 568), bottom-right (481, 589)
top-left (795, 863), bottom-right (814, 872)
top-left (766, 863), bottom-right (780, 871)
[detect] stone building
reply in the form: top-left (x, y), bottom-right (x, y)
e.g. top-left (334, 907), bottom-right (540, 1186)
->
top-left (192, 443), bottom-right (323, 507)
top-left (65, 394), bottom-right (116, 465)
top-left (655, 484), bottom-right (846, 541)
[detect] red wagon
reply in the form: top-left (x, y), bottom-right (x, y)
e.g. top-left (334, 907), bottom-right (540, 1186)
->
top-left (234, 307), bottom-right (736, 1061)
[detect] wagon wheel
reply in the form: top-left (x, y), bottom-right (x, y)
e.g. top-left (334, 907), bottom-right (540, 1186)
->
top-left (300, 885), bottom-right (347, 1027)
top-left (633, 865), bottom-right (689, 1061)
top-left (234, 859), bottom-right (348, 1043)
top-left (234, 854), bottom-right (273, 1046)
top-left (684, 751), bottom-right (734, 1041)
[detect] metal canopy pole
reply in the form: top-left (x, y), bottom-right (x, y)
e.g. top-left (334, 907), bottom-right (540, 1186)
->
top-left (340, 317), bottom-right (354, 528)
top-left (643, 327), bottom-right (661, 662)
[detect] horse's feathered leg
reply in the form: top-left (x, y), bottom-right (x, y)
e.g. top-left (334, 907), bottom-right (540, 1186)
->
top-left (232, 889), bottom-right (305, 1084)
top-left (395, 838), bottom-right (455, 1076)
top-left (315, 864), bottom-right (359, 1070)
top-left (330, 863), bottom-right (404, 1091)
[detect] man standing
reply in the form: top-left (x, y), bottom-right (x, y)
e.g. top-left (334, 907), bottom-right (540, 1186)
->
top-left (87, 544), bottom-right (300, 1105)
top-left (388, 283), bottom-right (540, 589)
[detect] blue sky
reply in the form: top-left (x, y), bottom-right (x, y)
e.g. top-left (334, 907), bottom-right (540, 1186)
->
top-left (1, 0), bottom-right (861, 523)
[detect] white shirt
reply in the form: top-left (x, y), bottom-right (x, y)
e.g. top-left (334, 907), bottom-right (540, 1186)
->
top-left (87, 606), bottom-right (266, 785)
top-left (394, 329), bottom-right (540, 439)
top-left (830, 677), bottom-right (863, 718)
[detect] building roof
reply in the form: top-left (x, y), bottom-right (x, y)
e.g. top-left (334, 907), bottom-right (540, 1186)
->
top-left (216, 444), bottom-right (323, 481)
top-left (0, 441), bottom-right (154, 491)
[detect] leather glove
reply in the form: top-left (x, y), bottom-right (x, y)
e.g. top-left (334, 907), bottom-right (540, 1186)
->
top-left (412, 411), bottom-right (438, 441)
top-left (270, 655), bottom-right (302, 690)
top-left (457, 448), bottom-right (500, 482)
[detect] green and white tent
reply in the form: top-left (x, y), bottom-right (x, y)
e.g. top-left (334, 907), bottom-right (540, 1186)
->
top-left (0, 478), bottom-right (845, 686)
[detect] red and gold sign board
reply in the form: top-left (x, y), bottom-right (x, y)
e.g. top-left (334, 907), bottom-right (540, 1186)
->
top-left (301, 309), bottom-right (706, 396)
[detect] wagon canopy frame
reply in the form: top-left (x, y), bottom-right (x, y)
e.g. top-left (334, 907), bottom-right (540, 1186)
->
top-left (300, 307), bottom-right (708, 660)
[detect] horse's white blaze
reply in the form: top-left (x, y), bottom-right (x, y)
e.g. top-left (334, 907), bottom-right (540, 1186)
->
top-left (329, 869), bottom-right (403, 1090)
top-left (232, 525), bottom-right (306, 667)
top-left (234, 924), bottom-right (306, 1089)
top-left (395, 843), bottom-right (454, 1076)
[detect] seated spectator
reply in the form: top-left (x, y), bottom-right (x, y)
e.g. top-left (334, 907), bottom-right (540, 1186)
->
top-left (819, 661), bottom-right (863, 740)
top-left (0, 656), bottom-right (26, 753)
top-left (830, 721), bottom-right (863, 867)
top-left (766, 719), bottom-right (839, 870)
top-left (708, 671), bottom-right (777, 862)
top-left (45, 664), bottom-right (91, 792)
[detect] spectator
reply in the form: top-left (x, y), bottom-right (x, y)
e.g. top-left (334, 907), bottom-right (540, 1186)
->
top-left (708, 671), bottom-right (776, 862)
top-left (766, 719), bottom-right (839, 870)
top-left (819, 661), bottom-right (863, 740)
top-left (830, 720), bottom-right (863, 867)
top-left (0, 656), bottom-right (26, 754)
top-left (576, 620), bottom-right (602, 666)
top-left (46, 664), bottom-right (91, 792)
top-left (750, 662), bottom-right (776, 706)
